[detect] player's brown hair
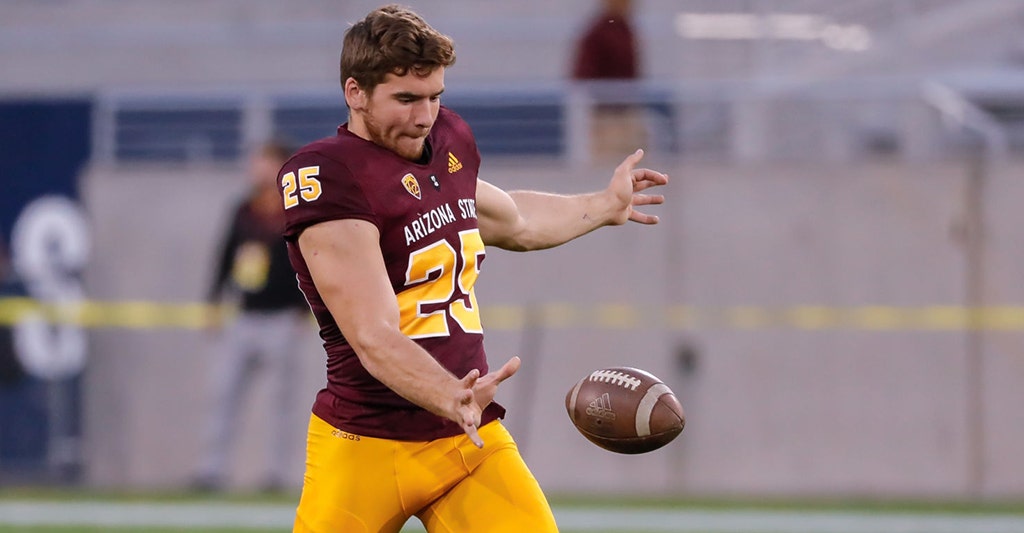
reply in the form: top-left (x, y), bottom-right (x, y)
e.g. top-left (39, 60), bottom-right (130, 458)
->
top-left (340, 5), bottom-right (456, 93)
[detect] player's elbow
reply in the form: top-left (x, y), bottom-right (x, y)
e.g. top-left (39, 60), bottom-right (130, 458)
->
top-left (488, 226), bottom-right (554, 252)
top-left (345, 323), bottom-right (402, 376)
top-left (491, 234), bottom-right (531, 252)
top-left (504, 229), bottom-right (559, 252)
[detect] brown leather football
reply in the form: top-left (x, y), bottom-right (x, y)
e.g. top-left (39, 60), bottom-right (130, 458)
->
top-left (565, 367), bottom-right (685, 454)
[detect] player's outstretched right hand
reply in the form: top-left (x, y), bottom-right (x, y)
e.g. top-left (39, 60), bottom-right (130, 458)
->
top-left (605, 149), bottom-right (668, 226)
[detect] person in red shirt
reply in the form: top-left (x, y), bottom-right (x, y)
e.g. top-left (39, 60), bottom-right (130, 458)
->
top-left (283, 5), bottom-right (668, 532)
top-left (571, 0), bottom-right (649, 160)
top-left (572, 0), bottom-right (639, 81)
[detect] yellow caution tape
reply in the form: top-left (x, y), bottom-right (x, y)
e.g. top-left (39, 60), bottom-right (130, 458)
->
top-left (5, 297), bottom-right (1024, 331)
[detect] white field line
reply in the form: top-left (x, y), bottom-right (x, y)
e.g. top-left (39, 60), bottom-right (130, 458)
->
top-left (1, 501), bottom-right (1024, 533)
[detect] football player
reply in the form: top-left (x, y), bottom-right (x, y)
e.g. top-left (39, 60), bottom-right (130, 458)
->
top-left (281, 5), bottom-right (668, 532)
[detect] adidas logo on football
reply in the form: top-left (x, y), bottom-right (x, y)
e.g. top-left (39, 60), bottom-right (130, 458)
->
top-left (448, 152), bottom-right (463, 173)
top-left (586, 393), bottom-right (616, 420)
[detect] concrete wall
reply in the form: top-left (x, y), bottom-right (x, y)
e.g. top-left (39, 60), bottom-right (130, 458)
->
top-left (80, 165), bottom-right (322, 489)
top-left (79, 157), bottom-right (1024, 498)
top-left (0, 0), bottom-right (687, 94)
top-left (7, 0), bottom-right (1013, 95)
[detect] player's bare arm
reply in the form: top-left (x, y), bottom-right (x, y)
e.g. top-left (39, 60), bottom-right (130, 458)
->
top-left (476, 149), bottom-right (668, 251)
top-left (298, 218), bottom-right (486, 446)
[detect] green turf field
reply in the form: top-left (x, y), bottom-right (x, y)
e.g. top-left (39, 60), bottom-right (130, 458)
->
top-left (2, 489), bottom-right (1023, 533)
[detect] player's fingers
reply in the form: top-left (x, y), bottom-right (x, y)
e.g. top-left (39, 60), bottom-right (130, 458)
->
top-left (632, 167), bottom-right (668, 181)
top-left (632, 172), bottom-right (669, 192)
top-left (615, 149), bottom-right (645, 174)
top-left (628, 210), bottom-right (660, 225)
top-left (636, 168), bottom-right (669, 182)
top-left (457, 386), bottom-right (474, 405)
top-left (631, 194), bottom-right (664, 206)
top-left (460, 368), bottom-right (480, 389)
top-left (463, 420), bottom-right (484, 448)
top-left (493, 356), bottom-right (521, 383)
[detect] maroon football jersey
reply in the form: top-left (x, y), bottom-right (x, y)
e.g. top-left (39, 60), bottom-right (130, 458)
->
top-left (279, 106), bottom-right (504, 440)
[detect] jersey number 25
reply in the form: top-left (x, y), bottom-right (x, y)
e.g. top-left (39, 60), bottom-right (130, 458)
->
top-left (400, 229), bottom-right (484, 339)
top-left (282, 166), bottom-right (323, 209)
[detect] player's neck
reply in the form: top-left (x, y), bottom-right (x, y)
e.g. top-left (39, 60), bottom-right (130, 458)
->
top-left (346, 114), bottom-right (372, 143)
top-left (414, 138), bottom-right (432, 165)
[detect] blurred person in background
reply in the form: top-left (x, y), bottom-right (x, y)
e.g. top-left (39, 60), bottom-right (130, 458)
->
top-left (281, 5), bottom-right (668, 531)
top-left (192, 140), bottom-right (309, 493)
top-left (571, 0), bottom-right (649, 159)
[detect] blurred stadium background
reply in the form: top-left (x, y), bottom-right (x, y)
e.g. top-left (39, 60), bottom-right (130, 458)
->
top-left (3, 0), bottom-right (1024, 531)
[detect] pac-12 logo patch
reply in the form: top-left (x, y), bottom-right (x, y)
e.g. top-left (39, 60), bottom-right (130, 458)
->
top-left (402, 173), bottom-right (422, 200)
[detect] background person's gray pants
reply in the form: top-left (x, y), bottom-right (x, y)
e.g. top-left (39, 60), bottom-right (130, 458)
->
top-left (196, 309), bottom-right (306, 489)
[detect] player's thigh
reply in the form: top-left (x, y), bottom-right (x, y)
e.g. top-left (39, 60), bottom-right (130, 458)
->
top-left (293, 414), bottom-right (407, 533)
top-left (418, 425), bottom-right (558, 533)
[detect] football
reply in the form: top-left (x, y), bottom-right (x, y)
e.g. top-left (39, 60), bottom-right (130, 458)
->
top-left (565, 367), bottom-right (685, 454)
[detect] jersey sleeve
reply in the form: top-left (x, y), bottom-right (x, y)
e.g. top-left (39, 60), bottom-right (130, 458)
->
top-left (279, 151), bottom-right (379, 240)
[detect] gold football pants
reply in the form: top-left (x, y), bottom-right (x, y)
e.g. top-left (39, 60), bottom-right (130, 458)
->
top-left (293, 413), bottom-right (558, 532)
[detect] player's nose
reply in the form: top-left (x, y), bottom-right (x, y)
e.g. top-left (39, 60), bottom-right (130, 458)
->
top-left (411, 100), bottom-right (435, 129)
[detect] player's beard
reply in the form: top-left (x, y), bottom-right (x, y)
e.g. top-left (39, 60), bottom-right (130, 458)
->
top-left (363, 113), bottom-right (428, 162)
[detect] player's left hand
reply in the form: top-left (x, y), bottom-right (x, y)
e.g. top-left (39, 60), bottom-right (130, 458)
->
top-left (607, 149), bottom-right (669, 225)
top-left (473, 356), bottom-right (521, 411)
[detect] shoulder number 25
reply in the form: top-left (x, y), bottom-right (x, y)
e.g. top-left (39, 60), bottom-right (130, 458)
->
top-left (282, 166), bottom-right (323, 209)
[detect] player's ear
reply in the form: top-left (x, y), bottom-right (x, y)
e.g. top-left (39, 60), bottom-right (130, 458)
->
top-left (344, 78), bottom-right (368, 111)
